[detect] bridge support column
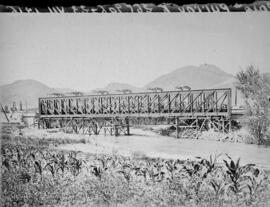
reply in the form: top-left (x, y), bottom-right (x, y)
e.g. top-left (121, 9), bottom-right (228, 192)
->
top-left (222, 120), bottom-right (225, 133)
top-left (38, 118), bottom-right (41, 129)
top-left (126, 118), bottom-right (130, 135)
top-left (228, 120), bottom-right (232, 132)
top-left (114, 124), bottom-right (119, 136)
top-left (176, 117), bottom-right (179, 138)
top-left (93, 122), bottom-right (98, 135)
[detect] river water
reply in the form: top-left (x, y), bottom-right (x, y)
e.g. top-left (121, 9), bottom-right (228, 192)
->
top-left (59, 128), bottom-right (270, 169)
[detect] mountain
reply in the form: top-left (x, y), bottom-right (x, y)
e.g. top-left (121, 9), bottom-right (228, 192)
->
top-left (144, 64), bottom-right (235, 91)
top-left (0, 64), bottom-right (249, 111)
top-left (211, 77), bottom-right (237, 88)
top-left (0, 80), bottom-right (141, 110)
top-left (0, 79), bottom-right (72, 110)
top-left (92, 82), bottom-right (142, 94)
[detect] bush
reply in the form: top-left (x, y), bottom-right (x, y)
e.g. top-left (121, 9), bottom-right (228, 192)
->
top-left (236, 66), bottom-right (270, 144)
top-left (241, 115), bottom-right (270, 144)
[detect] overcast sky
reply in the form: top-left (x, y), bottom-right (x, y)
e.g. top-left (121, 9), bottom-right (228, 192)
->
top-left (0, 13), bottom-right (269, 91)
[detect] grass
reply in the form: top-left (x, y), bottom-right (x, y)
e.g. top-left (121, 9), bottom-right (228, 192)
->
top-left (1, 133), bottom-right (87, 147)
top-left (149, 125), bottom-right (270, 146)
top-left (2, 134), bottom-right (270, 207)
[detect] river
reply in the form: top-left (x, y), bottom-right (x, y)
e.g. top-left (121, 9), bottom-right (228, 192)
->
top-left (58, 128), bottom-right (270, 169)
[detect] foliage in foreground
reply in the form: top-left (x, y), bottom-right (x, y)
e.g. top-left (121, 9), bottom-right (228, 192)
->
top-left (236, 65), bottom-right (270, 144)
top-left (2, 137), bottom-right (270, 207)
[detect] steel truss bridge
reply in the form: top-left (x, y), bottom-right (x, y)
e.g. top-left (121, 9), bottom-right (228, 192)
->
top-left (39, 88), bottom-right (233, 138)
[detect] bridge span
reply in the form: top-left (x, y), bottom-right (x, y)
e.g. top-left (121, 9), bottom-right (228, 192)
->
top-left (38, 88), bottom-right (237, 137)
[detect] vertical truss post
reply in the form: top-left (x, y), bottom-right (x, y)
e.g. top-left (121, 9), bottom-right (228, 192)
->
top-left (235, 88), bottom-right (238, 106)
top-left (190, 93), bottom-right (193, 113)
top-left (137, 96), bottom-right (140, 114)
top-left (228, 89), bottom-right (232, 132)
top-left (179, 93), bottom-right (182, 112)
top-left (158, 94), bottom-right (161, 113)
top-left (118, 96), bottom-right (121, 114)
top-left (202, 92), bottom-right (205, 113)
top-left (168, 94), bottom-right (171, 113)
top-left (109, 97), bottom-right (112, 114)
top-left (215, 91), bottom-right (218, 113)
top-left (147, 95), bottom-right (150, 113)
top-left (128, 96), bottom-right (130, 114)
top-left (100, 97), bottom-right (104, 114)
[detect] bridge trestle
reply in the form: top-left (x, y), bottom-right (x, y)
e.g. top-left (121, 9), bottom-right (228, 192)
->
top-left (174, 116), bottom-right (231, 138)
top-left (39, 117), bottom-right (130, 136)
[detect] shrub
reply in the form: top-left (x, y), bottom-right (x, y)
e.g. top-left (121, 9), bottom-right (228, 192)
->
top-left (236, 65), bottom-right (270, 144)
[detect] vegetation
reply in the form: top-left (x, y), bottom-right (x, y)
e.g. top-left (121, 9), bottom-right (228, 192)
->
top-left (1, 133), bottom-right (88, 147)
top-left (2, 134), bottom-right (270, 207)
top-left (236, 65), bottom-right (270, 144)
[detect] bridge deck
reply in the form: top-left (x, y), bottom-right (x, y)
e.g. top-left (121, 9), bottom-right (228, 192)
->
top-left (39, 112), bottom-right (230, 119)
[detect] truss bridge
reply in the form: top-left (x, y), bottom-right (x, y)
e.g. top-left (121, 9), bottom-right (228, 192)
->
top-left (39, 88), bottom-right (233, 137)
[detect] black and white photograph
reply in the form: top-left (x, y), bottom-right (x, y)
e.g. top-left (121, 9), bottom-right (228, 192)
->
top-left (1, 2), bottom-right (270, 207)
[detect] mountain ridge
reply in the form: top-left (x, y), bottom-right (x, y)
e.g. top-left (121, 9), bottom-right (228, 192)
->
top-left (0, 64), bottom-right (240, 109)
top-left (144, 64), bottom-right (234, 90)
top-left (0, 79), bottom-right (72, 109)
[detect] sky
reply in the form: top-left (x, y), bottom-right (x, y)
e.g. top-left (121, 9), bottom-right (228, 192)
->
top-left (0, 13), bottom-right (270, 91)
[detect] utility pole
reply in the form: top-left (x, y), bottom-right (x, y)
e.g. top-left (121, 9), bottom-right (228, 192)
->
top-left (1, 103), bottom-right (9, 122)
top-left (20, 101), bottom-right (23, 111)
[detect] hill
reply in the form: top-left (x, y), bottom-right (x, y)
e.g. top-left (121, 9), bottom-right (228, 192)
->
top-left (0, 79), bottom-right (72, 109)
top-left (144, 64), bottom-right (234, 91)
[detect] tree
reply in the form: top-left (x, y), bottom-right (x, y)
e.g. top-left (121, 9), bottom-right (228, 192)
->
top-left (236, 65), bottom-right (270, 144)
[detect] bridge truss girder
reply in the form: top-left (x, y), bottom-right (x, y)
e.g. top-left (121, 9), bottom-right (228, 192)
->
top-left (39, 88), bottom-right (231, 118)
top-left (38, 88), bottom-right (232, 138)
